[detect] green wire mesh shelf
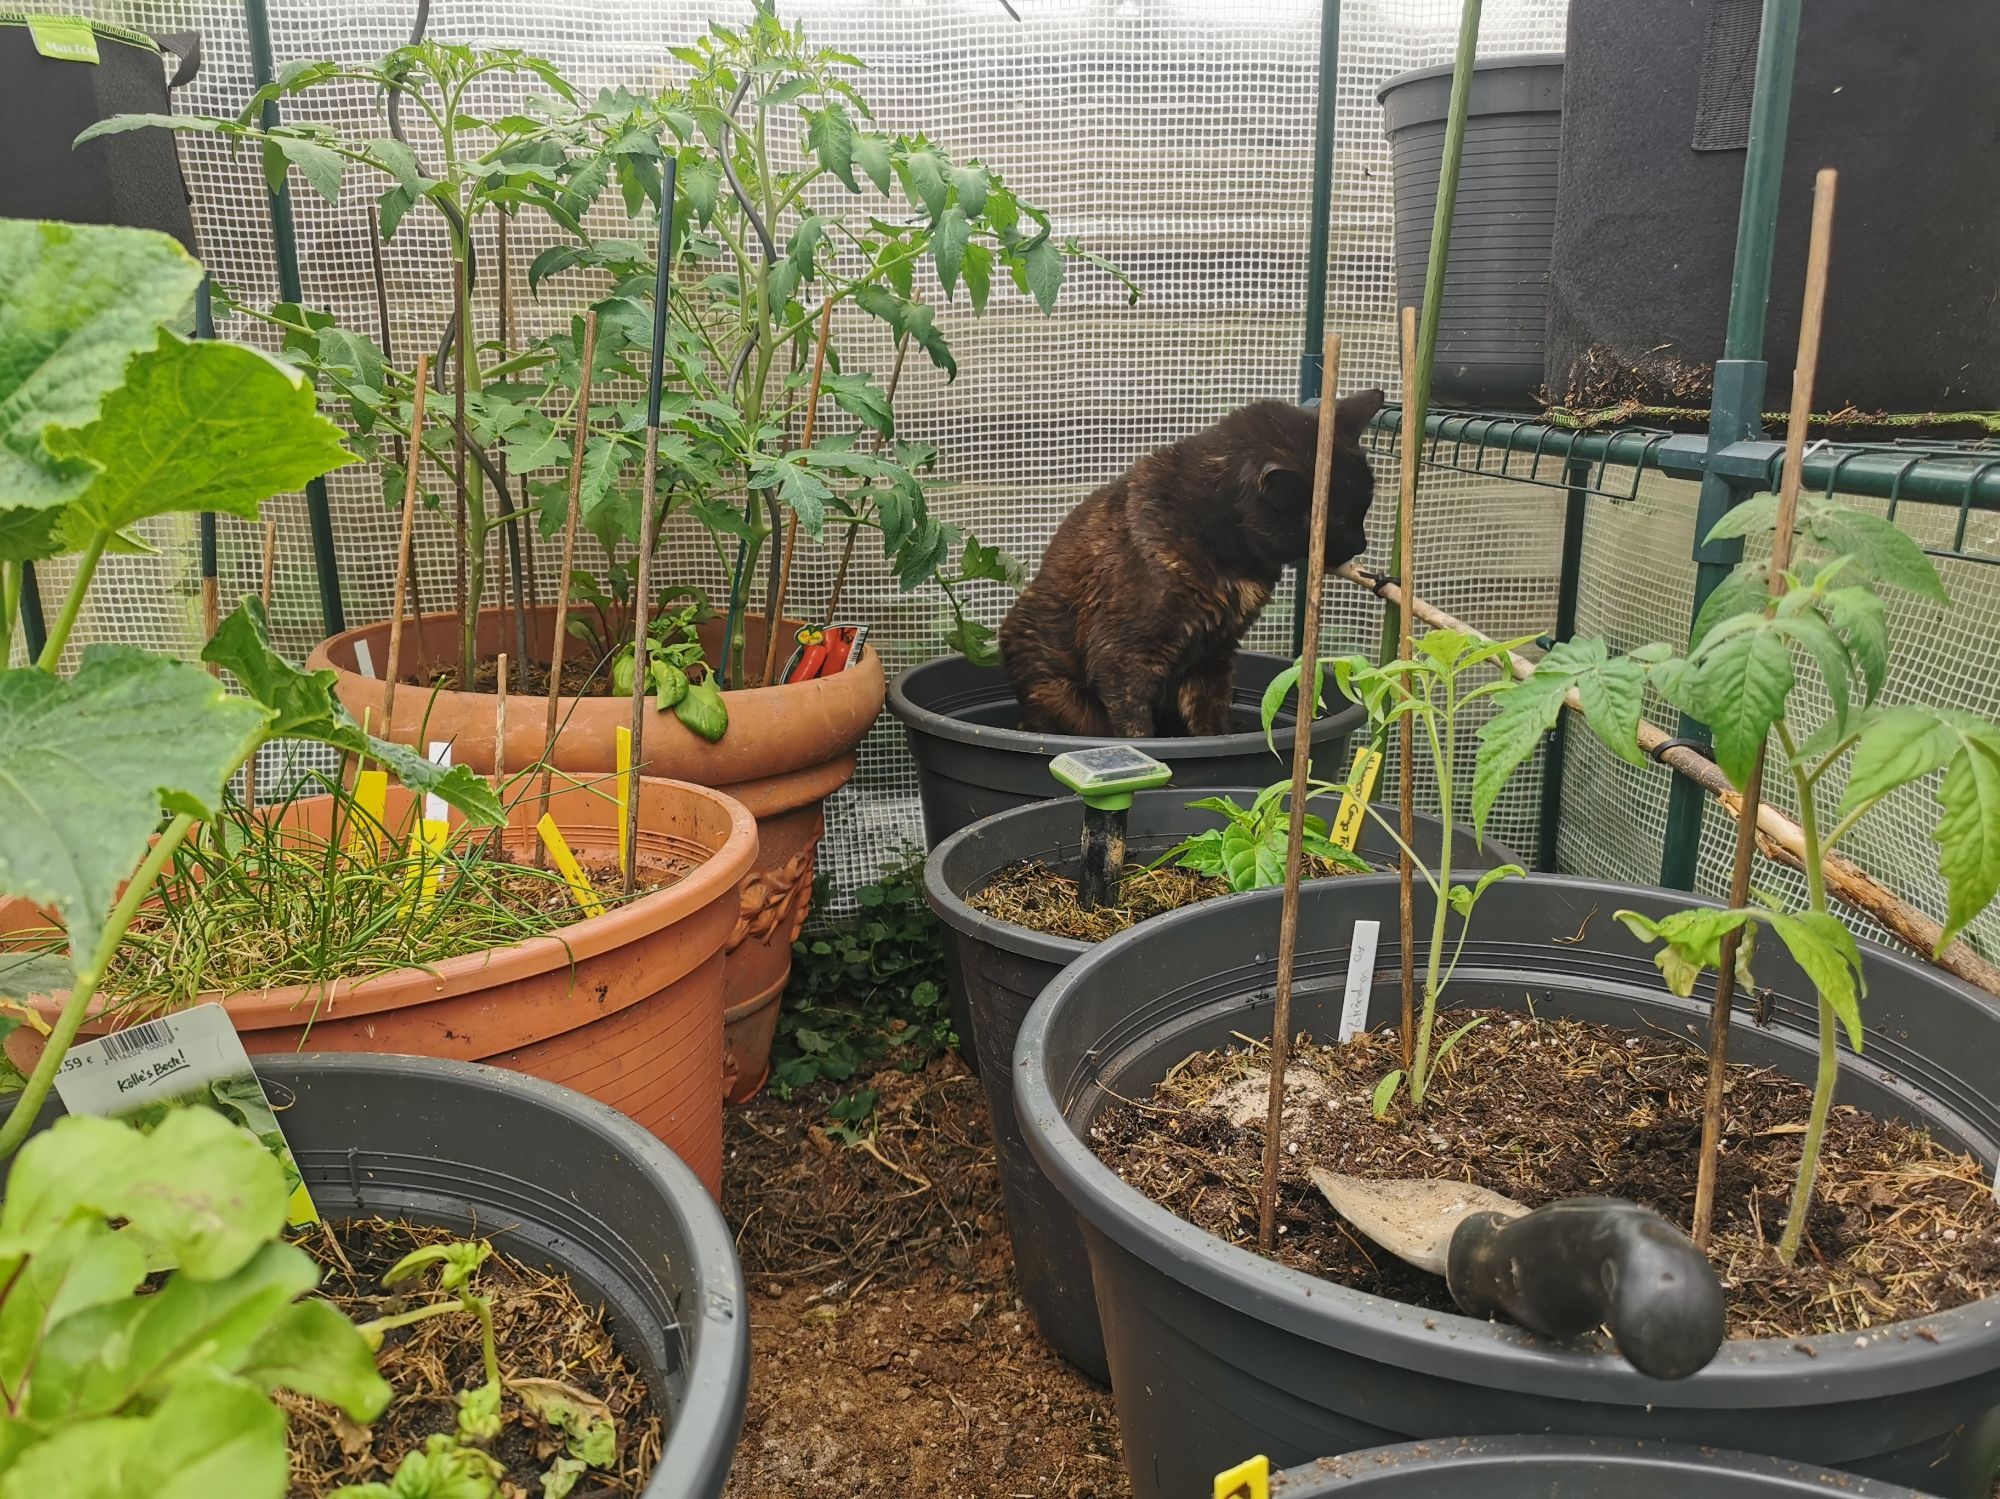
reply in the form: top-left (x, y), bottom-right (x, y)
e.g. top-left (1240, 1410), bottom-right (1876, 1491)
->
top-left (1366, 404), bottom-right (2000, 566)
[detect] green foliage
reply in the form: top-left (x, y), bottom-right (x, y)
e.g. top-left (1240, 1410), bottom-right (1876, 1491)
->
top-left (1270, 628), bottom-right (1538, 1115)
top-left (772, 855), bottom-right (954, 1106)
top-left (332, 1434), bottom-right (503, 1499)
top-left (1159, 782), bottom-right (1367, 892)
top-left (0, 1110), bottom-right (388, 1499)
top-left (1508, 486), bottom-right (2000, 1262)
top-left (109, 8), bottom-right (1125, 682)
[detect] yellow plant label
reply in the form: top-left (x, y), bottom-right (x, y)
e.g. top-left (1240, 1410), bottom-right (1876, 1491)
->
top-left (399, 818), bottom-right (449, 917)
top-left (537, 815), bottom-right (606, 920)
top-left (348, 769), bottom-right (388, 858)
top-left (1213, 1455), bottom-right (1269, 1499)
top-left (614, 726), bottom-right (632, 878)
top-left (1330, 743), bottom-right (1384, 851)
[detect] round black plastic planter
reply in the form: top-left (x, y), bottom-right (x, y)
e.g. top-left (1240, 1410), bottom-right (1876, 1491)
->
top-left (1378, 55), bottom-right (1564, 411)
top-left (889, 653), bottom-right (1365, 849)
top-left (927, 787), bottom-right (1515, 1384)
top-left (1268, 1436), bottom-right (1933, 1497)
top-left (1015, 875), bottom-right (2000, 1499)
top-left (5, 1053), bottom-right (747, 1499)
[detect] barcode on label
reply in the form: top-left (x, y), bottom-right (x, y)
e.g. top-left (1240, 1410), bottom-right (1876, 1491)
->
top-left (98, 1017), bottom-right (177, 1063)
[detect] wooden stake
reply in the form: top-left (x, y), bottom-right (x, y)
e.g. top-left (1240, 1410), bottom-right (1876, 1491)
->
top-left (538, 311), bottom-right (599, 840)
top-left (381, 354), bottom-right (431, 736)
top-left (242, 514), bottom-right (279, 813)
top-left (1691, 168), bottom-right (1838, 1248)
top-left (760, 299), bottom-right (836, 686)
top-left (1395, 305), bottom-right (1421, 1072)
top-left (490, 652), bottom-right (508, 856)
top-left (624, 159), bottom-right (678, 896)
top-left (1257, 330), bottom-right (1345, 1255)
top-left (825, 325), bottom-right (913, 622)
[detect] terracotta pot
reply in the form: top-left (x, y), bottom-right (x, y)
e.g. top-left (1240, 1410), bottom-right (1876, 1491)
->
top-left (2, 775), bottom-right (757, 1199)
top-left (305, 606), bottom-right (885, 1102)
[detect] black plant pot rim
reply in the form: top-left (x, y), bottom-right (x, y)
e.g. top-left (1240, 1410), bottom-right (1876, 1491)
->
top-left (887, 653), bottom-right (1365, 761)
top-left (1375, 50), bottom-right (1566, 102)
top-left (1014, 873), bottom-right (2000, 1407)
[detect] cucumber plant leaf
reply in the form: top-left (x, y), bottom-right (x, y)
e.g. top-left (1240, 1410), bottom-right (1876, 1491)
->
top-left (0, 220), bottom-right (201, 513)
top-left (0, 648), bottom-right (269, 971)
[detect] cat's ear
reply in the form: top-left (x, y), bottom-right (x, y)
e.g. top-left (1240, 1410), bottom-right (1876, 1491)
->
top-left (1258, 460), bottom-right (1311, 505)
top-left (1333, 387), bottom-right (1387, 436)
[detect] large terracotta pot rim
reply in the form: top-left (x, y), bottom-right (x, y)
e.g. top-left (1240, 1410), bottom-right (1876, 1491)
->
top-left (21, 776), bottom-right (758, 1031)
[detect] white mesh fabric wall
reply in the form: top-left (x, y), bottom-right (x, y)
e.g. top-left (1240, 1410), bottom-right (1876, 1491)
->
top-left (40, 0), bottom-right (1997, 963)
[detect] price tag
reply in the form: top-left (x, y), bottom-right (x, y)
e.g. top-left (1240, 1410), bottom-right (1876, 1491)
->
top-left (55, 1003), bottom-right (319, 1227)
top-left (1330, 744), bottom-right (1384, 851)
top-left (1339, 920), bottom-right (1380, 1043)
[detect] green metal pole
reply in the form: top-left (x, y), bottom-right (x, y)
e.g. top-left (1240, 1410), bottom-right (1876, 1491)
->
top-left (1378, 0), bottom-right (1482, 668)
top-left (1535, 458), bottom-right (1590, 872)
top-left (245, 0), bottom-right (346, 637)
top-left (1659, 0), bottom-right (1801, 889)
top-left (1291, 0), bottom-right (1342, 656)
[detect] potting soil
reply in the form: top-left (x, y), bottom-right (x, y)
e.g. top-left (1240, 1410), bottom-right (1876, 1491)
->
top-left (288, 1219), bottom-right (662, 1497)
top-left (1093, 1011), bottom-right (2000, 1340)
top-left (970, 856), bottom-right (1371, 943)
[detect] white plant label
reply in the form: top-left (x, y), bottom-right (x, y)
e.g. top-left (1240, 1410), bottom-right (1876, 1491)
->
top-left (352, 637), bottom-right (376, 678)
top-left (55, 1002), bottom-right (318, 1227)
top-left (1339, 920), bottom-right (1380, 1043)
top-left (425, 740), bottom-right (451, 822)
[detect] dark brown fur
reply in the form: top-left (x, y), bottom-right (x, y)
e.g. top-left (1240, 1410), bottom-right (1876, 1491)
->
top-left (1000, 392), bottom-right (1385, 736)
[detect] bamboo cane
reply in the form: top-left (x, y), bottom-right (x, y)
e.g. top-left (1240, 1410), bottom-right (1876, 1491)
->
top-left (381, 355), bottom-right (431, 736)
top-left (760, 299), bottom-right (837, 687)
top-left (537, 311), bottom-right (600, 842)
top-left (242, 515), bottom-right (279, 813)
top-left (1395, 305), bottom-right (1420, 1072)
top-left (1257, 330), bottom-right (1346, 1254)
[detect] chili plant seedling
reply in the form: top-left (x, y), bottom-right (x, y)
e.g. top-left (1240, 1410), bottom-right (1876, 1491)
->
top-left (1264, 628), bottom-right (1532, 1115)
top-left (1155, 779), bottom-right (1369, 893)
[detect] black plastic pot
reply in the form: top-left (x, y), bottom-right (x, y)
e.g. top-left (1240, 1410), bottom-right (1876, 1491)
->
top-left (1378, 55), bottom-right (1564, 410)
top-left (7, 1053), bottom-right (747, 1499)
top-left (1268, 1436), bottom-right (1933, 1496)
top-left (1015, 875), bottom-right (2000, 1499)
top-left (889, 654), bottom-right (1365, 849)
top-left (928, 788), bottom-right (1514, 1385)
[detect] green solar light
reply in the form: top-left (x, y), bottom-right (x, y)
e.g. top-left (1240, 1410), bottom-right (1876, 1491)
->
top-left (1048, 747), bottom-right (1172, 909)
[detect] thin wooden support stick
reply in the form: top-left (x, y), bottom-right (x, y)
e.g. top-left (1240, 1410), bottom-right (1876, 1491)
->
top-left (538, 311), bottom-right (599, 840)
top-left (381, 355), bottom-right (432, 736)
top-left (496, 209), bottom-right (529, 670)
top-left (825, 325), bottom-right (913, 622)
top-left (243, 514), bottom-right (279, 813)
top-left (450, 260), bottom-right (470, 681)
top-left (491, 652), bottom-right (508, 856)
top-left (1691, 168), bottom-right (1838, 1248)
top-left (367, 206), bottom-right (426, 653)
top-left (1258, 330), bottom-right (1345, 1255)
top-left (1395, 305), bottom-right (1420, 1072)
top-left (760, 299), bottom-right (836, 686)
top-left (624, 160), bottom-right (678, 895)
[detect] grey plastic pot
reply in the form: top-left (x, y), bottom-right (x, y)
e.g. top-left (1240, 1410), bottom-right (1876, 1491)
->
top-left (5, 1053), bottom-right (747, 1499)
top-left (888, 653), bottom-right (1366, 849)
top-left (1377, 55), bottom-right (1564, 410)
top-left (927, 787), bottom-right (1516, 1385)
top-left (1268, 1436), bottom-right (1934, 1496)
top-left (1015, 875), bottom-right (2000, 1499)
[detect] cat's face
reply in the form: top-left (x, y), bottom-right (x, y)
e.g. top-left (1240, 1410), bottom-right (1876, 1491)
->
top-left (1242, 388), bottom-right (1386, 571)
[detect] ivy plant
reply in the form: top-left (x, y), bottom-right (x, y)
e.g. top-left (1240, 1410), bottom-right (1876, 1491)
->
top-left (0, 218), bottom-right (502, 1161)
top-left (1488, 495), bottom-right (2000, 1261)
top-left (1264, 629), bottom-right (1531, 1115)
top-left (1156, 780), bottom-right (1368, 892)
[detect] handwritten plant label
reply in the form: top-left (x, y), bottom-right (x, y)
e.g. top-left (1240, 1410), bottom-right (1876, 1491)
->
top-left (1338, 920), bottom-right (1381, 1043)
top-left (1330, 744), bottom-right (1383, 851)
top-left (54, 1002), bottom-right (319, 1227)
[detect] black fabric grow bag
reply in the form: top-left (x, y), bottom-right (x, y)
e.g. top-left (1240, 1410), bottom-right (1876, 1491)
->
top-left (926, 789), bottom-right (1513, 1385)
top-left (1269, 1436), bottom-right (1931, 1496)
top-left (5, 1053), bottom-right (748, 1499)
top-left (1016, 875), bottom-right (2000, 1499)
top-left (0, 18), bottom-right (200, 251)
top-left (1545, 0), bottom-right (1999, 414)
